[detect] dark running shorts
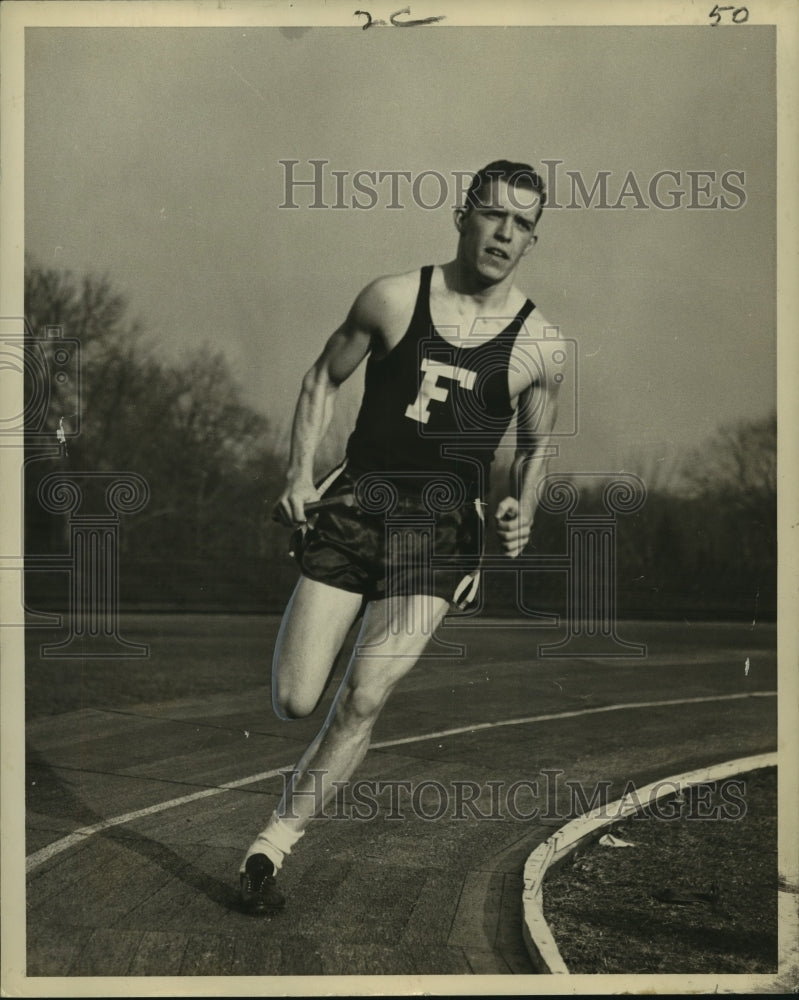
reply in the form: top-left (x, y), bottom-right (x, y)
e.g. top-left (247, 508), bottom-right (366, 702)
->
top-left (292, 466), bottom-right (484, 606)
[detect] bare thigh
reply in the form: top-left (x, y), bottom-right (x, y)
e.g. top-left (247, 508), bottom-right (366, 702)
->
top-left (336, 592), bottom-right (451, 720)
top-left (272, 576), bottom-right (365, 719)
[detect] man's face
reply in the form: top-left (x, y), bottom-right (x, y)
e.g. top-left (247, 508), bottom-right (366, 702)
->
top-left (456, 178), bottom-right (540, 282)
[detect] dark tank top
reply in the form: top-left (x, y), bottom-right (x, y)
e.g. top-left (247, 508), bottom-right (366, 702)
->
top-left (345, 265), bottom-right (534, 498)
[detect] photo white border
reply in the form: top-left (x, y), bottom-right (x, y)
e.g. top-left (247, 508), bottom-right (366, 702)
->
top-left (2, 1), bottom-right (797, 996)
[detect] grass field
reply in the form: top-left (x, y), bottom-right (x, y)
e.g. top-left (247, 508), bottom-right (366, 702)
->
top-left (544, 767), bottom-right (778, 975)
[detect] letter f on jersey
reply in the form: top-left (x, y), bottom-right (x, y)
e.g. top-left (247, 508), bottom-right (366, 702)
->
top-left (405, 359), bottom-right (477, 425)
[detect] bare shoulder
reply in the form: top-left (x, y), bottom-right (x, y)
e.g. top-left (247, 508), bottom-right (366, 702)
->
top-left (350, 268), bottom-right (421, 349)
top-left (510, 304), bottom-right (567, 394)
top-left (355, 269), bottom-right (419, 315)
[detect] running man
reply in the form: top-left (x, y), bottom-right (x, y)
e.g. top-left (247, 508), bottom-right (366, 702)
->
top-left (239, 160), bottom-right (562, 912)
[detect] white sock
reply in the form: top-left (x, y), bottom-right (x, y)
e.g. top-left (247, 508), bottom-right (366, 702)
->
top-left (240, 813), bottom-right (305, 874)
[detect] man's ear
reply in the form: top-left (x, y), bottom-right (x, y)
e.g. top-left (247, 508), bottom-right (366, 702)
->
top-left (453, 207), bottom-right (467, 233)
top-left (521, 234), bottom-right (538, 256)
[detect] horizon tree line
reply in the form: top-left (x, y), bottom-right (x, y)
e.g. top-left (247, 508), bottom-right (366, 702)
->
top-left (22, 260), bottom-right (777, 616)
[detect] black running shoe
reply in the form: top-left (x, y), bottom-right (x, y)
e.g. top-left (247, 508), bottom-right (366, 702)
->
top-left (239, 853), bottom-right (286, 914)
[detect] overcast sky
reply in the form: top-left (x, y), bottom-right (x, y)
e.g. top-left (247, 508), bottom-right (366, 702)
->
top-left (24, 22), bottom-right (776, 481)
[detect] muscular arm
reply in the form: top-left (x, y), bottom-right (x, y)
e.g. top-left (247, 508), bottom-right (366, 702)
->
top-left (278, 277), bottom-right (402, 523)
top-left (495, 354), bottom-right (561, 558)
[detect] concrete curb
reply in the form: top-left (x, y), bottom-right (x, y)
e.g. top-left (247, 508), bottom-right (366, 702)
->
top-left (521, 751), bottom-right (778, 975)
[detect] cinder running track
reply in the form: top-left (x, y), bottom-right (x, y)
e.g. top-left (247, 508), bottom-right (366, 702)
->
top-left (23, 617), bottom-right (776, 979)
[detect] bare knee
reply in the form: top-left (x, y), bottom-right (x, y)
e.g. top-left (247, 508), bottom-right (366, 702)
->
top-left (335, 678), bottom-right (392, 729)
top-left (272, 684), bottom-right (317, 721)
top-left (270, 645), bottom-right (331, 721)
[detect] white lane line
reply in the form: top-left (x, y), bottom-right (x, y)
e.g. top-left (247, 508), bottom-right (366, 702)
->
top-left (25, 768), bottom-right (284, 874)
top-left (25, 690), bottom-right (776, 875)
top-left (371, 690), bottom-right (777, 748)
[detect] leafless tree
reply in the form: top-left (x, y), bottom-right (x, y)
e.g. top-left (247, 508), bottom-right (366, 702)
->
top-left (24, 259), bottom-right (284, 568)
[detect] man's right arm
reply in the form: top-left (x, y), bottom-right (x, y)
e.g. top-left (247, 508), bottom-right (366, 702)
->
top-left (276, 278), bottom-right (395, 524)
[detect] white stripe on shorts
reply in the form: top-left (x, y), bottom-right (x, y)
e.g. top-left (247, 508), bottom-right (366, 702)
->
top-left (451, 497), bottom-right (484, 608)
top-left (316, 460), bottom-right (348, 496)
top-left (452, 570), bottom-right (481, 609)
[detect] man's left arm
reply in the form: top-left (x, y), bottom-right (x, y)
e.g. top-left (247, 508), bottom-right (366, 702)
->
top-left (495, 372), bottom-right (560, 558)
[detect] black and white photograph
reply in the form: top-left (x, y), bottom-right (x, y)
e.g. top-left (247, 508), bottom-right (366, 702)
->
top-left (1, 0), bottom-right (797, 995)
